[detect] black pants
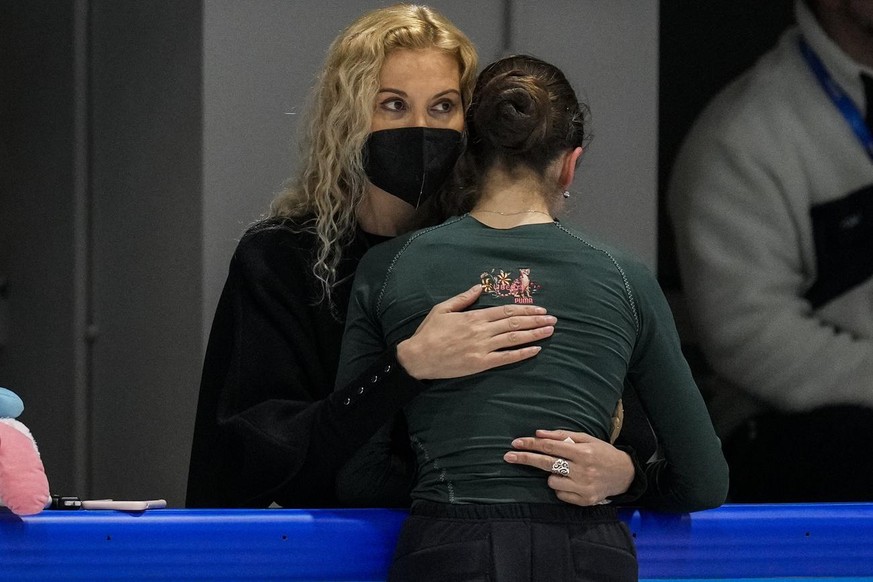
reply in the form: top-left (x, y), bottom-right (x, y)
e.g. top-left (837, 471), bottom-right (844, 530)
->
top-left (724, 404), bottom-right (873, 502)
top-left (388, 501), bottom-right (638, 582)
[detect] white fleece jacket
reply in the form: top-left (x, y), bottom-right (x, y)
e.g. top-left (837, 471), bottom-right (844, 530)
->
top-left (668, 0), bottom-right (873, 429)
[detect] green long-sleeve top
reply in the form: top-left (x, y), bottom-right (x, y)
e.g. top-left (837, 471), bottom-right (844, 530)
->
top-left (336, 215), bottom-right (728, 511)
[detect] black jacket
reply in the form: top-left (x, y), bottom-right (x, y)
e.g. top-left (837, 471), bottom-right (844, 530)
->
top-left (186, 217), bottom-right (423, 508)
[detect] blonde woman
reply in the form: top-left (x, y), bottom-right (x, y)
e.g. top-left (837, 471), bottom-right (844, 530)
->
top-left (188, 5), bottom-right (639, 510)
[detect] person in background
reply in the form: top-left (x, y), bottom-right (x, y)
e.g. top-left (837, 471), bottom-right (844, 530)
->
top-left (336, 54), bottom-right (728, 581)
top-left (187, 4), bottom-right (640, 509)
top-left (669, 0), bottom-right (873, 502)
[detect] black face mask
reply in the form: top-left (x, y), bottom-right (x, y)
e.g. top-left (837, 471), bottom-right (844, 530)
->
top-left (362, 127), bottom-right (464, 208)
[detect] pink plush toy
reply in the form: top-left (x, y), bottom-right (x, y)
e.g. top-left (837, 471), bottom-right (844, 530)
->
top-left (0, 387), bottom-right (50, 516)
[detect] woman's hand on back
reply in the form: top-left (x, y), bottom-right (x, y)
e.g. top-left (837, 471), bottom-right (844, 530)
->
top-left (503, 429), bottom-right (635, 506)
top-left (396, 284), bottom-right (555, 380)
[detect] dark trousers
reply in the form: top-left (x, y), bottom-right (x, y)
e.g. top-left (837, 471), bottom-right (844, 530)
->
top-left (724, 404), bottom-right (873, 502)
top-left (388, 501), bottom-right (638, 582)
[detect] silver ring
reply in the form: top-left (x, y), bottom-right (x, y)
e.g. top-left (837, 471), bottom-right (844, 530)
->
top-left (550, 458), bottom-right (570, 477)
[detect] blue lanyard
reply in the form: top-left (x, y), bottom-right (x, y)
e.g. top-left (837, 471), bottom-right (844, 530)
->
top-left (799, 36), bottom-right (873, 161)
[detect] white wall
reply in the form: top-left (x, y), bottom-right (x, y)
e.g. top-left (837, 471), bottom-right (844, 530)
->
top-left (514, 1), bottom-right (659, 264)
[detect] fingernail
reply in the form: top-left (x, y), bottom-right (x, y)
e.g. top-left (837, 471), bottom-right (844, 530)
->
top-left (543, 316), bottom-right (557, 324)
top-left (533, 307), bottom-right (547, 314)
top-left (511, 439), bottom-right (523, 447)
top-left (504, 453), bottom-right (517, 462)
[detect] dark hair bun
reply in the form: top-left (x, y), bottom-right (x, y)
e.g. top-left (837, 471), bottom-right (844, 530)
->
top-left (465, 55), bottom-right (587, 175)
top-left (473, 71), bottom-right (551, 155)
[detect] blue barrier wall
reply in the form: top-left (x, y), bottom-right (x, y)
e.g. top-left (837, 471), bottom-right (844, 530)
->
top-left (2, 504), bottom-right (873, 580)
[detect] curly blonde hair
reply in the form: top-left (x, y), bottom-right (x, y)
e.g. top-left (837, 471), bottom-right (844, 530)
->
top-left (270, 4), bottom-right (478, 308)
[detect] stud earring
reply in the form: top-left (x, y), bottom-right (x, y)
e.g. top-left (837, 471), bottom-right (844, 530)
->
top-left (562, 191), bottom-right (570, 199)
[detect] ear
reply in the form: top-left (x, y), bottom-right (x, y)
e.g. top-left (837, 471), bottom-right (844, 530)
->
top-left (558, 147), bottom-right (584, 191)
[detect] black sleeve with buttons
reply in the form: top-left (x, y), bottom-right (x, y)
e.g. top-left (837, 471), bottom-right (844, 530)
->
top-left (186, 217), bottom-right (425, 508)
